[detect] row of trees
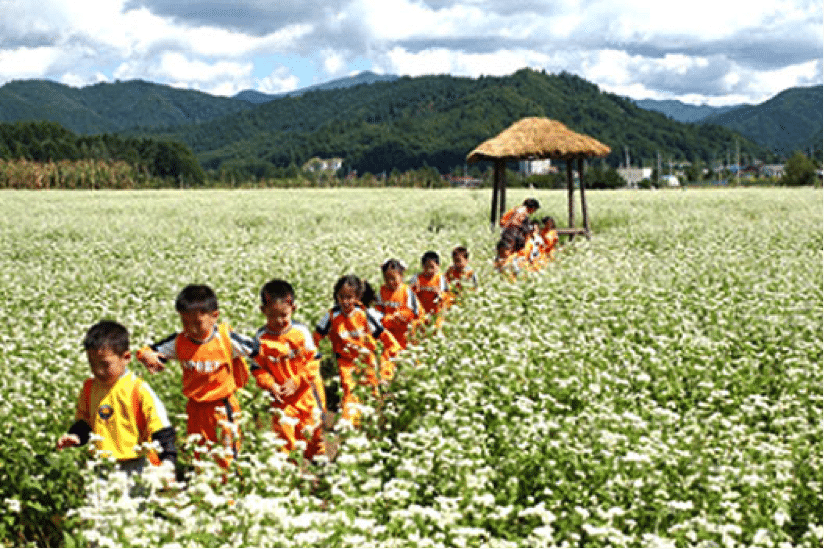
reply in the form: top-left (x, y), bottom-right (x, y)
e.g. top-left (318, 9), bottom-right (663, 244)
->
top-left (0, 121), bottom-right (205, 185)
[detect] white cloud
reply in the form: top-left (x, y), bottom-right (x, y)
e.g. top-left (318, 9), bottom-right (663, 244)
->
top-left (0, 46), bottom-right (61, 79)
top-left (0, 0), bottom-right (820, 105)
top-left (257, 66), bottom-right (301, 94)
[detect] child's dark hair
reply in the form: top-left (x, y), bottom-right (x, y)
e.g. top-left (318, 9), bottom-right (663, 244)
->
top-left (175, 284), bottom-right (219, 313)
top-left (541, 216), bottom-right (556, 227)
top-left (381, 258), bottom-right (406, 274)
top-left (452, 246), bottom-right (469, 260)
top-left (524, 198), bottom-right (540, 210)
top-left (260, 279), bottom-right (295, 306)
top-left (496, 238), bottom-right (512, 252)
top-left (421, 250), bottom-right (440, 265)
top-left (362, 281), bottom-right (377, 309)
top-left (83, 320), bottom-right (129, 355)
top-left (333, 275), bottom-right (364, 302)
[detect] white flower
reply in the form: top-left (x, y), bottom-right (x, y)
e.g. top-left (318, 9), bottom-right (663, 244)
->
top-left (4, 498), bottom-right (21, 513)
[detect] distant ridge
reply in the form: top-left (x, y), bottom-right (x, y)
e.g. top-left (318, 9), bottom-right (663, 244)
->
top-left (699, 85), bottom-right (823, 155)
top-left (233, 71), bottom-right (400, 103)
top-left (633, 99), bottom-right (743, 123)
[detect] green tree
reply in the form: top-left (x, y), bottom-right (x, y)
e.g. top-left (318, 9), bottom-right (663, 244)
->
top-left (781, 151), bottom-right (818, 186)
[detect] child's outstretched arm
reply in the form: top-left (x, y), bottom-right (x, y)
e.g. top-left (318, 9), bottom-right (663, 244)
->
top-left (136, 346), bottom-right (169, 373)
top-left (56, 420), bottom-right (91, 450)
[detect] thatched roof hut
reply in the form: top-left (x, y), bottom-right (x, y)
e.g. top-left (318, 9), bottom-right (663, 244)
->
top-left (467, 117), bottom-right (610, 237)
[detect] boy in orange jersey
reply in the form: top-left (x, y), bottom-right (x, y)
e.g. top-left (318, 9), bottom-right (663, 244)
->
top-left (136, 285), bottom-right (259, 470)
top-left (58, 321), bottom-right (177, 479)
top-left (409, 251), bottom-right (449, 332)
top-left (536, 216), bottom-right (559, 265)
top-left (376, 258), bottom-right (422, 349)
top-left (314, 275), bottom-right (401, 425)
top-left (499, 198), bottom-right (540, 231)
top-left (444, 246), bottom-right (479, 307)
top-left (494, 238), bottom-right (522, 282)
top-left (252, 279), bottom-right (325, 461)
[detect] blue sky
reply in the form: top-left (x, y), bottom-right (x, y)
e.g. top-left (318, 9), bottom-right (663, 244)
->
top-left (0, 0), bottom-right (821, 105)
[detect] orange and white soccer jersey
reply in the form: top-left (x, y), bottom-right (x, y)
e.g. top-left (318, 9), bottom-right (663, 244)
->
top-left (75, 370), bottom-right (172, 461)
top-left (253, 322), bottom-right (325, 458)
top-left (499, 205), bottom-right (529, 229)
top-left (376, 283), bottom-right (421, 348)
top-left (150, 326), bottom-right (258, 403)
top-left (314, 305), bottom-right (401, 422)
top-left (537, 228), bottom-right (559, 262)
top-left (409, 271), bottom-right (448, 316)
top-left (445, 265), bottom-right (478, 291)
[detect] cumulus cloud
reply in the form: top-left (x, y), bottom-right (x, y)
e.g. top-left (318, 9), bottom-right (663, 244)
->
top-left (0, 0), bottom-right (820, 103)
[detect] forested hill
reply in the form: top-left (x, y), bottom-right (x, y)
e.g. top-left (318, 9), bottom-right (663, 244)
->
top-left (0, 79), bottom-right (252, 134)
top-left (700, 85), bottom-right (823, 157)
top-left (139, 69), bottom-right (773, 176)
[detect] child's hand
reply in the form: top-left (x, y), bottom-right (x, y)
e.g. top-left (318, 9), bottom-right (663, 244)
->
top-left (281, 378), bottom-right (298, 398)
top-left (56, 434), bottom-right (80, 450)
top-left (269, 384), bottom-right (284, 402)
top-left (137, 347), bottom-right (167, 373)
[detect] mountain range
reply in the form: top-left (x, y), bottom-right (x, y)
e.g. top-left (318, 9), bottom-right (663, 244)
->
top-left (0, 70), bottom-right (820, 176)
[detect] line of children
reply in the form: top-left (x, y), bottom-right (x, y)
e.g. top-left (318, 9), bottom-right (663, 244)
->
top-left (58, 212), bottom-right (557, 480)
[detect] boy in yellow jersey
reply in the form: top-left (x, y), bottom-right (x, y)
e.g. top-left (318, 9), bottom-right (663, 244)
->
top-left (252, 279), bottom-right (325, 461)
top-left (499, 198), bottom-right (540, 231)
top-left (136, 285), bottom-right (259, 470)
top-left (57, 321), bottom-right (177, 477)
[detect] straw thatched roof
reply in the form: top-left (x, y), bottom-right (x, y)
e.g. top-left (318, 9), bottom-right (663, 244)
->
top-left (466, 117), bottom-right (610, 163)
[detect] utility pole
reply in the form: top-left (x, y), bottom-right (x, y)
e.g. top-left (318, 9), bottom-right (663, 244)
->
top-left (736, 138), bottom-right (740, 186)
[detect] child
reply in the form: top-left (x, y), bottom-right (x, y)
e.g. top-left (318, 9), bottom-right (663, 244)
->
top-left (376, 258), bottom-right (422, 349)
top-left (409, 251), bottom-right (448, 332)
top-left (494, 238), bottom-right (522, 282)
top-left (136, 284), bottom-right (258, 470)
top-left (536, 216), bottom-right (559, 264)
top-left (314, 275), bottom-right (401, 425)
top-left (444, 246), bottom-right (478, 308)
top-left (499, 198), bottom-right (540, 231)
top-left (57, 320), bottom-right (177, 478)
top-left (252, 279), bottom-right (325, 461)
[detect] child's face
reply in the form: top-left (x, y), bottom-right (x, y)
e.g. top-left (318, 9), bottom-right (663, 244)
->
top-left (498, 244), bottom-right (513, 257)
top-left (422, 259), bottom-right (439, 277)
top-left (383, 268), bottom-right (403, 290)
top-left (336, 284), bottom-right (359, 315)
top-left (87, 347), bottom-right (129, 385)
top-left (452, 253), bottom-right (468, 270)
top-left (180, 309), bottom-right (219, 341)
top-left (261, 296), bottom-right (295, 332)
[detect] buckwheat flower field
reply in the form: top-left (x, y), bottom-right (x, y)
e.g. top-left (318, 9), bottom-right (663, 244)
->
top-left (0, 187), bottom-right (821, 547)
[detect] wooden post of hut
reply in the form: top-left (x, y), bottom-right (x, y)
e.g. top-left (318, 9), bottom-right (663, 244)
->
top-left (578, 157), bottom-right (590, 237)
top-left (490, 161), bottom-right (500, 229)
top-left (566, 159), bottom-right (575, 231)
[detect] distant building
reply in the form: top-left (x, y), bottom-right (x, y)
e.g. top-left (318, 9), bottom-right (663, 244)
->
top-left (303, 157), bottom-right (343, 173)
top-left (761, 164), bottom-right (785, 178)
top-left (519, 159), bottom-right (557, 175)
top-left (447, 175), bottom-right (482, 188)
top-left (660, 175), bottom-right (680, 187)
top-left (617, 167), bottom-right (653, 186)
